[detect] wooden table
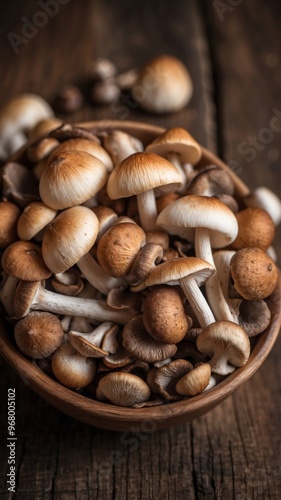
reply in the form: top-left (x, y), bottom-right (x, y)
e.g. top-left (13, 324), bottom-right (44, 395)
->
top-left (1, 1), bottom-right (281, 498)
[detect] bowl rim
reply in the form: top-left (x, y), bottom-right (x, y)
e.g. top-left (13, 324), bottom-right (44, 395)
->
top-left (1, 119), bottom-right (281, 430)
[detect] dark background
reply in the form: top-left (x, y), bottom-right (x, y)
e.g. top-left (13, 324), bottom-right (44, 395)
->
top-left (0, 1), bottom-right (281, 498)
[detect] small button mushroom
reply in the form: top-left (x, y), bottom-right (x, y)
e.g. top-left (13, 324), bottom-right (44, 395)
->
top-left (90, 58), bottom-right (118, 80)
top-left (150, 359), bottom-right (193, 401)
top-left (107, 152), bottom-right (183, 231)
top-left (39, 150), bottom-right (108, 210)
top-left (0, 93), bottom-right (54, 161)
top-left (133, 257), bottom-right (216, 328)
top-left (14, 311), bottom-right (64, 358)
top-left (54, 84), bottom-right (84, 114)
top-left (176, 363), bottom-right (212, 396)
top-left (49, 138), bottom-right (113, 173)
top-left (52, 342), bottom-right (96, 389)
top-left (157, 195), bottom-right (239, 322)
top-left (230, 247), bottom-right (278, 300)
top-left (27, 137), bottom-right (60, 163)
top-left (97, 222), bottom-right (146, 278)
top-left (244, 186), bottom-right (281, 226)
top-left (186, 165), bottom-right (234, 198)
top-left (122, 315), bottom-right (177, 363)
top-left (132, 55), bottom-right (193, 114)
top-left (17, 202), bottom-right (57, 241)
top-left (96, 372), bottom-right (150, 407)
top-left (232, 207), bottom-right (275, 251)
top-left (28, 117), bottom-right (63, 141)
top-left (238, 300), bottom-right (271, 337)
top-left (102, 130), bottom-right (144, 165)
top-left (91, 78), bottom-right (121, 104)
top-left (196, 321), bottom-right (251, 375)
top-left (2, 240), bottom-right (51, 281)
top-left (13, 280), bottom-right (136, 325)
top-left (142, 286), bottom-right (191, 343)
top-left (146, 128), bottom-right (202, 190)
top-left (0, 201), bottom-right (21, 249)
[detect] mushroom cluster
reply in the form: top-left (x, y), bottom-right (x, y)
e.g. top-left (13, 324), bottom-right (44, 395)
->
top-left (0, 123), bottom-right (280, 408)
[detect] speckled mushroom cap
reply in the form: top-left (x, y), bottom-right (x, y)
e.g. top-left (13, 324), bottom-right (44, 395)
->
top-left (107, 152), bottom-right (183, 199)
top-left (157, 195), bottom-right (238, 248)
top-left (145, 127), bottom-right (202, 165)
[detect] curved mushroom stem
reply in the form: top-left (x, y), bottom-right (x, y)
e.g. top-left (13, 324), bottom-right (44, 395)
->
top-left (19, 282), bottom-right (135, 324)
top-left (70, 322), bottom-right (115, 345)
top-left (179, 275), bottom-right (215, 328)
top-left (213, 250), bottom-right (240, 322)
top-left (137, 189), bottom-right (158, 232)
top-left (209, 353), bottom-right (236, 376)
top-left (77, 253), bottom-right (126, 295)
top-left (195, 227), bottom-right (234, 322)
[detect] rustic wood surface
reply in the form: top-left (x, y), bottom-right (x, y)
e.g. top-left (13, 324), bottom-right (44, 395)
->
top-left (0, 0), bottom-right (281, 498)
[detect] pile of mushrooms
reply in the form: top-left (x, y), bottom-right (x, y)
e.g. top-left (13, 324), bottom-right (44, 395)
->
top-left (0, 123), bottom-right (280, 408)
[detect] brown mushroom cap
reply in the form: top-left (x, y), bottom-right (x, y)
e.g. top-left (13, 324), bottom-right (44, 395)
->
top-left (151, 359), bottom-right (193, 400)
top-left (143, 286), bottom-right (190, 343)
top-left (145, 128), bottom-right (202, 165)
top-left (96, 372), bottom-right (151, 407)
top-left (52, 342), bottom-right (96, 389)
top-left (132, 55), bottom-right (193, 113)
top-left (42, 206), bottom-right (99, 274)
top-left (14, 311), bottom-right (64, 358)
top-left (232, 207), bottom-right (275, 251)
top-left (186, 166), bottom-right (234, 197)
top-left (107, 152), bottom-right (183, 200)
top-left (238, 300), bottom-right (271, 337)
top-left (122, 315), bottom-right (177, 362)
top-left (97, 222), bottom-right (146, 277)
top-left (230, 247), bottom-right (278, 300)
top-left (49, 138), bottom-right (113, 172)
top-left (175, 363), bottom-right (211, 396)
top-left (0, 201), bottom-right (21, 249)
top-left (17, 202), bottom-right (57, 241)
top-left (2, 241), bottom-right (51, 280)
top-left (196, 321), bottom-right (251, 375)
top-left (39, 150), bottom-right (108, 209)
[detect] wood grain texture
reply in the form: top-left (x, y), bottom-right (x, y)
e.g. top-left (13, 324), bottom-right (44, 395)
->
top-left (0, 0), bottom-right (281, 498)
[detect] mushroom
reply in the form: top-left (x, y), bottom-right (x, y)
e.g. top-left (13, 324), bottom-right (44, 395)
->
top-left (28, 117), bottom-right (63, 140)
top-left (238, 300), bottom-right (271, 337)
top-left (13, 280), bottom-right (136, 325)
top-left (122, 315), bottom-right (177, 362)
top-left (132, 55), bottom-right (193, 113)
top-left (146, 230), bottom-right (169, 249)
top-left (232, 207), bottom-right (275, 251)
top-left (107, 286), bottom-right (143, 311)
top-left (142, 285), bottom-right (191, 343)
top-left (2, 240), bottom-right (51, 281)
top-left (49, 123), bottom-right (100, 143)
top-left (107, 152), bottom-right (183, 231)
top-left (91, 205), bottom-right (118, 241)
top-left (48, 138), bottom-right (113, 173)
top-left (146, 128), bottom-right (202, 189)
top-left (133, 258), bottom-right (216, 328)
top-left (0, 93), bottom-right (54, 161)
top-left (27, 137), bottom-right (60, 163)
top-left (14, 311), bottom-right (64, 358)
top-left (157, 195), bottom-right (238, 322)
top-left (68, 322), bottom-right (118, 358)
top-left (102, 130), bottom-right (144, 165)
top-left (0, 201), bottom-right (21, 249)
top-left (103, 345), bottom-right (132, 369)
top-left (126, 243), bottom-right (164, 285)
top-left (51, 268), bottom-right (84, 297)
top-left (2, 162), bottom-right (40, 207)
top-left (52, 342), bottom-right (96, 389)
top-left (186, 165), bottom-right (234, 198)
top-left (244, 186), bottom-right (281, 226)
top-left (96, 372), bottom-right (150, 407)
top-left (39, 150), bottom-right (108, 210)
top-left (149, 359), bottom-right (193, 400)
top-left (17, 202), bottom-right (57, 241)
top-left (97, 222), bottom-right (146, 278)
top-left (175, 363), bottom-right (211, 396)
top-left (230, 247), bottom-right (278, 300)
top-left (196, 321), bottom-right (251, 375)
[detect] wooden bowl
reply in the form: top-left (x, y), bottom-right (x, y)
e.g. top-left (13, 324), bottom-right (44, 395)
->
top-left (0, 120), bottom-right (280, 431)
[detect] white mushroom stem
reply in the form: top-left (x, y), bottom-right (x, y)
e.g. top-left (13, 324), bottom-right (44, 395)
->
top-left (70, 322), bottom-right (115, 346)
top-left (24, 283), bottom-right (135, 324)
top-left (213, 251), bottom-right (241, 322)
top-left (209, 353), bottom-right (236, 376)
top-left (179, 276), bottom-right (216, 328)
top-left (137, 190), bottom-right (158, 232)
top-left (103, 131), bottom-right (143, 165)
top-left (195, 227), bottom-right (234, 322)
top-left (167, 153), bottom-right (187, 192)
top-left (77, 253), bottom-right (126, 295)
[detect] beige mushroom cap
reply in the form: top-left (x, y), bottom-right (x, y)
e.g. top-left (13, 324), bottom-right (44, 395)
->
top-left (196, 321), bottom-right (250, 375)
top-left (17, 202), bottom-right (57, 241)
top-left (0, 201), bottom-right (21, 249)
top-left (42, 206), bottom-right (99, 274)
top-left (146, 127), bottom-right (202, 165)
top-left (49, 138), bottom-right (113, 173)
top-left (107, 152), bottom-right (183, 199)
top-left (232, 207), bottom-right (275, 251)
top-left (2, 240), bottom-right (51, 280)
top-left (52, 342), bottom-right (96, 389)
top-left (96, 372), bottom-right (151, 407)
top-left (176, 363), bottom-right (211, 396)
top-left (132, 55), bottom-right (193, 113)
top-left (39, 150), bottom-right (108, 210)
top-left (157, 195), bottom-right (238, 248)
